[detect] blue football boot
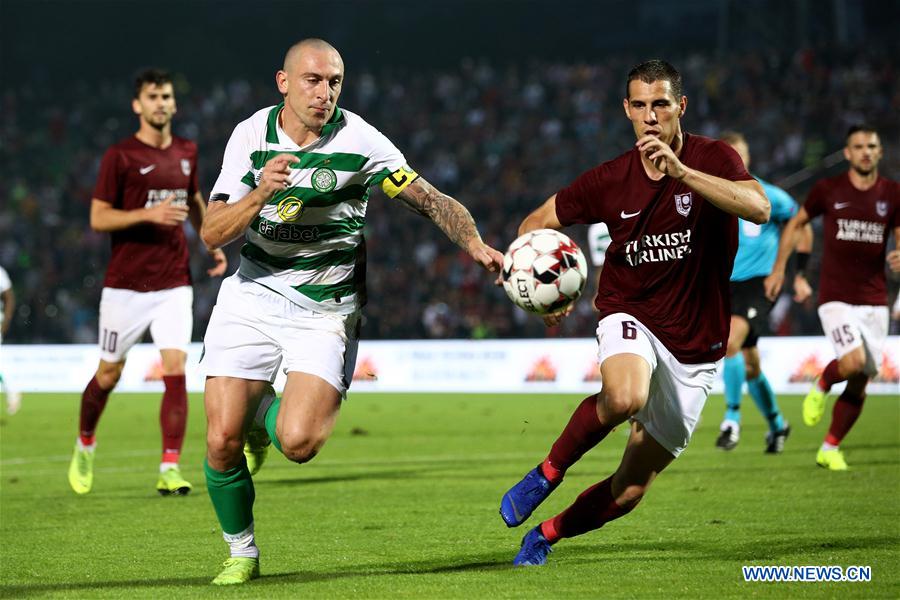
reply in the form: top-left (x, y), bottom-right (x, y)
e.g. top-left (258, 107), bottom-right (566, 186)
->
top-left (513, 526), bottom-right (553, 566)
top-left (500, 465), bottom-right (558, 527)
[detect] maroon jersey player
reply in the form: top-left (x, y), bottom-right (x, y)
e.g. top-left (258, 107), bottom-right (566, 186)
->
top-left (67, 69), bottom-right (227, 496)
top-left (766, 125), bottom-right (900, 471)
top-left (498, 60), bottom-right (769, 566)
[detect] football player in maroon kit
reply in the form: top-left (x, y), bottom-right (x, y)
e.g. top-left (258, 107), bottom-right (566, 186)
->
top-left (766, 124), bottom-right (900, 471)
top-left (67, 69), bottom-right (227, 495)
top-left (498, 60), bottom-right (770, 565)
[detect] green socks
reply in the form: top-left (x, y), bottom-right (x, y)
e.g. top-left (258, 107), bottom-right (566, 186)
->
top-left (204, 457), bottom-right (255, 535)
top-left (264, 396), bottom-right (283, 453)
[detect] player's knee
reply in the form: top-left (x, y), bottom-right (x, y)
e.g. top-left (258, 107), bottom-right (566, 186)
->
top-left (601, 387), bottom-right (646, 420)
top-left (615, 483), bottom-right (648, 510)
top-left (280, 433), bottom-right (326, 464)
top-left (725, 339), bottom-right (743, 357)
top-left (95, 367), bottom-right (123, 390)
top-left (206, 429), bottom-right (243, 467)
top-left (839, 352), bottom-right (866, 376)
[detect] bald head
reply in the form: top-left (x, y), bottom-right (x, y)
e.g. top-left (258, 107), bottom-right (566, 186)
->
top-left (277, 38), bottom-right (345, 138)
top-left (283, 38), bottom-right (342, 72)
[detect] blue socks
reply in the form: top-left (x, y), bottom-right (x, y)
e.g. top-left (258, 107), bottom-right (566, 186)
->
top-left (724, 353), bottom-right (785, 433)
top-left (723, 354), bottom-right (745, 424)
top-left (747, 373), bottom-right (784, 432)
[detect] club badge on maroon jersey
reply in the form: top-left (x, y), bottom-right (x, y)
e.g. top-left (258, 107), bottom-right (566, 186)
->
top-left (181, 159), bottom-right (191, 176)
top-left (876, 201), bottom-right (888, 217)
top-left (675, 192), bottom-right (693, 217)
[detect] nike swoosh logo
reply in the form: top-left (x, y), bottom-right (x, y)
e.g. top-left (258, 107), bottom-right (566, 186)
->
top-left (833, 202), bottom-right (851, 209)
top-left (507, 495), bottom-right (524, 523)
top-left (620, 210), bottom-right (641, 219)
top-left (139, 165), bottom-right (156, 175)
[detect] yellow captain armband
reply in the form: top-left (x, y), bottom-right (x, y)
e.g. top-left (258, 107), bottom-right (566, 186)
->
top-left (381, 165), bottom-right (419, 198)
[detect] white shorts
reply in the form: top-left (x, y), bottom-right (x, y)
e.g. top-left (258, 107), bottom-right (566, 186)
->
top-left (817, 302), bottom-right (889, 377)
top-left (201, 274), bottom-right (360, 397)
top-left (98, 286), bottom-right (193, 362)
top-left (596, 312), bottom-right (720, 457)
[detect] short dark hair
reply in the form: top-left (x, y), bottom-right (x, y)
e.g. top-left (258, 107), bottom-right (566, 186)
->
top-left (626, 59), bottom-right (682, 99)
top-left (134, 68), bottom-right (172, 98)
top-left (846, 124), bottom-right (878, 141)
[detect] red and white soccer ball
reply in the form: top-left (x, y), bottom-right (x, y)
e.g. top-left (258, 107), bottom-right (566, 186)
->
top-left (502, 229), bottom-right (589, 315)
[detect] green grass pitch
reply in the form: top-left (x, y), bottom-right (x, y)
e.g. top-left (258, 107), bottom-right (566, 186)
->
top-left (1, 391), bottom-right (898, 598)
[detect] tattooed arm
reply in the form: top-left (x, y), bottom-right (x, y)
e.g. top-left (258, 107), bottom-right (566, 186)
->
top-left (395, 176), bottom-right (503, 272)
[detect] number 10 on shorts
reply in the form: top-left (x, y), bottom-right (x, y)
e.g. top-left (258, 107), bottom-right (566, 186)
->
top-left (101, 328), bottom-right (119, 353)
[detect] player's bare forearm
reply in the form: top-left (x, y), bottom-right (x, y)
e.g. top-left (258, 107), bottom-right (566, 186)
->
top-left (772, 209), bottom-right (811, 274)
top-left (518, 195), bottom-right (563, 236)
top-left (764, 210), bottom-right (812, 301)
top-left (797, 223), bottom-right (813, 254)
top-left (200, 189), bottom-right (269, 249)
top-left (90, 199), bottom-right (153, 232)
top-left (679, 169), bottom-right (770, 223)
top-left (396, 177), bottom-right (482, 251)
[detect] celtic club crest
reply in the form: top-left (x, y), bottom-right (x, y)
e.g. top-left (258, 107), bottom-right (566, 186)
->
top-left (674, 192), bottom-right (693, 217)
top-left (311, 167), bottom-right (337, 193)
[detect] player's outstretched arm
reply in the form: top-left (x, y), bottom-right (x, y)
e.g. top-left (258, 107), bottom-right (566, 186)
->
top-left (201, 154), bottom-right (299, 250)
top-left (764, 207), bottom-right (812, 301)
top-left (90, 196), bottom-right (189, 232)
top-left (517, 195), bottom-right (563, 237)
top-left (395, 177), bottom-right (503, 272)
top-left (680, 173), bottom-right (768, 224)
top-left (635, 135), bottom-right (770, 223)
top-left (789, 222), bottom-right (815, 302)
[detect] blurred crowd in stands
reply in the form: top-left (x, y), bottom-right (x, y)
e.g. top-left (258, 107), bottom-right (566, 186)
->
top-left (2, 47), bottom-right (898, 343)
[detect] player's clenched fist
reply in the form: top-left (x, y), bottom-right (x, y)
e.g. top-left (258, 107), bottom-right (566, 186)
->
top-left (258, 153), bottom-right (301, 197)
top-left (146, 194), bottom-right (189, 226)
top-left (635, 135), bottom-right (687, 179)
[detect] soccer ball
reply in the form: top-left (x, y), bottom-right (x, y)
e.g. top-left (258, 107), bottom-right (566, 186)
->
top-left (502, 229), bottom-right (588, 315)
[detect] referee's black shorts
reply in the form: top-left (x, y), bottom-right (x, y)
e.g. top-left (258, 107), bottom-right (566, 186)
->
top-left (729, 276), bottom-right (774, 348)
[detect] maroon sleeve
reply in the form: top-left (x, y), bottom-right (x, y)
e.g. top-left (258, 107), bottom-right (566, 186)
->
top-left (555, 166), bottom-right (604, 226)
top-left (705, 140), bottom-right (753, 181)
top-left (803, 179), bottom-right (827, 219)
top-left (92, 147), bottom-right (123, 205)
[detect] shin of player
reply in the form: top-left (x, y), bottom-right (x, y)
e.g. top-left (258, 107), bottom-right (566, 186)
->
top-left (499, 59), bottom-right (769, 565)
top-left (68, 68), bottom-right (227, 496)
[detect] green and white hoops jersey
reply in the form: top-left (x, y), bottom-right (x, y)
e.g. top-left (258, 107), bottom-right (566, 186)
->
top-left (210, 103), bottom-right (418, 315)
